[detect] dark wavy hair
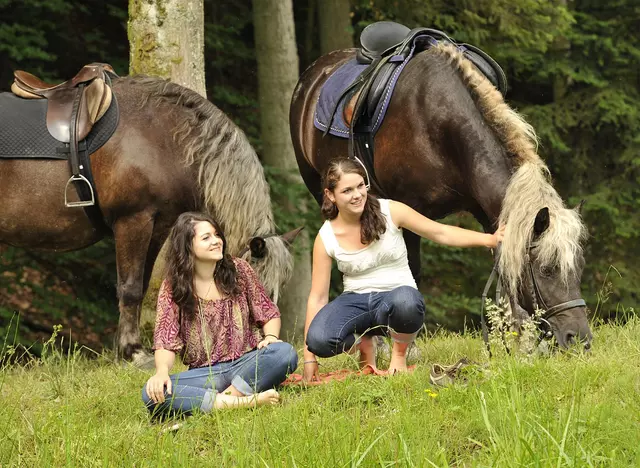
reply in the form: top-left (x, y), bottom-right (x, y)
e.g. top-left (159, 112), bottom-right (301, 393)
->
top-left (321, 158), bottom-right (386, 244)
top-left (165, 212), bottom-right (241, 321)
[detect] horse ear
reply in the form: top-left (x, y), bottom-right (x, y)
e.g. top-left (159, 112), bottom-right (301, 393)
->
top-left (281, 226), bottom-right (304, 247)
top-left (249, 237), bottom-right (267, 258)
top-left (575, 199), bottom-right (586, 214)
top-left (533, 207), bottom-right (550, 237)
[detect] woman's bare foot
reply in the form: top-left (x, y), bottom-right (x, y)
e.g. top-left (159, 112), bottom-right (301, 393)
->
top-left (214, 389), bottom-right (280, 409)
top-left (387, 340), bottom-right (409, 375)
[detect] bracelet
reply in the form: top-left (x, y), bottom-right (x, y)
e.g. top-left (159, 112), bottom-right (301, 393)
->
top-left (265, 334), bottom-right (279, 340)
top-left (303, 360), bottom-right (318, 365)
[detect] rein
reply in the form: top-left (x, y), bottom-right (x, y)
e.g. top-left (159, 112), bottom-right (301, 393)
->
top-left (480, 243), bottom-right (587, 356)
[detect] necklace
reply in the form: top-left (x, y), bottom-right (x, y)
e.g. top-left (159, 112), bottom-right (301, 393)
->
top-left (197, 277), bottom-right (215, 362)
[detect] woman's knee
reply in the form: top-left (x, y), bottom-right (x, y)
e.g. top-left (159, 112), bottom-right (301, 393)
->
top-left (269, 341), bottom-right (299, 372)
top-left (305, 324), bottom-right (336, 358)
top-left (387, 286), bottom-right (425, 331)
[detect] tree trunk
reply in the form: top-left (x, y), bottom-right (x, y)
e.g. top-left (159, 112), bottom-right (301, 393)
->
top-left (128, 0), bottom-right (206, 327)
top-left (128, 0), bottom-right (206, 97)
top-left (318, 0), bottom-right (353, 55)
top-left (552, 0), bottom-right (570, 101)
top-left (253, 0), bottom-right (311, 340)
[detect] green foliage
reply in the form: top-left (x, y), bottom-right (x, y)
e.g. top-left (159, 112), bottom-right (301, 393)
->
top-left (0, 241), bottom-right (118, 354)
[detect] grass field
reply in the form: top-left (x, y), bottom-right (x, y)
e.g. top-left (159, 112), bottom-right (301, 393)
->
top-left (1, 315), bottom-right (639, 467)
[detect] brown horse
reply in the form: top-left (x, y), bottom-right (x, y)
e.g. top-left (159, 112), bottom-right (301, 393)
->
top-left (0, 76), bottom-right (293, 363)
top-left (290, 42), bottom-right (592, 349)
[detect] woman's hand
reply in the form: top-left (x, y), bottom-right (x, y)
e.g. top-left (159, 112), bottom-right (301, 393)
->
top-left (257, 334), bottom-right (282, 349)
top-left (302, 360), bottom-right (320, 383)
top-left (490, 224), bottom-right (506, 248)
top-left (146, 372), bottom-right (172, 403)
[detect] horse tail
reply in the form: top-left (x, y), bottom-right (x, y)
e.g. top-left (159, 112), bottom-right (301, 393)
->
top-left (431, 43), bottom-right (540, 166)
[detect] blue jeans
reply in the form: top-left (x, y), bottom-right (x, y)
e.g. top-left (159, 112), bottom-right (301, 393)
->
top-left (141, 342), bottom-right (298, 417)
top-left (306, 286), bottom-right (425, 358)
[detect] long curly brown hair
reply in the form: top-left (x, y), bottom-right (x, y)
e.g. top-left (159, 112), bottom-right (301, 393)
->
top-left (165, 212), bottom-right (241, 321)
top-left (321, 158), bottom-right (386, 244)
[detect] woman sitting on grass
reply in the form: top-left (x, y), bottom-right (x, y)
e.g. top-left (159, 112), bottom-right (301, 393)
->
top-left (142, 212), bottom-right (298, 417)
top-left (303, 158), bottom-right (504, 380)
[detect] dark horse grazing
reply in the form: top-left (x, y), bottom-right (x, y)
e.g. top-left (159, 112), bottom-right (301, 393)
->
top-left (0, 75), bottom-right (293, 363)
top-left (291, 41), bottom-right (592, 349)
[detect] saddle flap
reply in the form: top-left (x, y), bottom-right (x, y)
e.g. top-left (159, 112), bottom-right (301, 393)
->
top-left (45, 87), bottom-right (92, 142)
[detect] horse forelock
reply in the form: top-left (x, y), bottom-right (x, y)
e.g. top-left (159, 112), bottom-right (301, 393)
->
top-left (430, 43), bottom-right (540, 166)
top-left (122, 76), bottom-right (293, 296)
top-left (498, 163), bottom-right (587, 296)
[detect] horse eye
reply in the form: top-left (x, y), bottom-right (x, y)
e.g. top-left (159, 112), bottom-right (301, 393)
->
top-left (540, 266), bottom-right (553, 277)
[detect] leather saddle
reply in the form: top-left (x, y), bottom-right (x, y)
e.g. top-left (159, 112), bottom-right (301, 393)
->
top-left (11, 63), bottom-right (117, 143)
top-left (11, 63), bottom-right (119, 208)
top-left (343, 22), bottom-right (508, 127)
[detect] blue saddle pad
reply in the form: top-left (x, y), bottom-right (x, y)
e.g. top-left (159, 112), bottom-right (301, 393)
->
top-left (314, 49), bottom-right (417, 139)
top-left (314, 60), bottom-right (368, 138)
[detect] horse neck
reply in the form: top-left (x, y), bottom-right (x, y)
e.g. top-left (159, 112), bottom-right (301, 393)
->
top-left (416, 53), bottom-right (516, 228)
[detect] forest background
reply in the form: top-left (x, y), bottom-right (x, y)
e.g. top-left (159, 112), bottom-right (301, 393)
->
top-left (0, 0), bottom-right (638, 353)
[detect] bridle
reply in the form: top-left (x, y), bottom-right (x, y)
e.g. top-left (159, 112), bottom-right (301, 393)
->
top-left (480, 243), bottom-right (586, 356)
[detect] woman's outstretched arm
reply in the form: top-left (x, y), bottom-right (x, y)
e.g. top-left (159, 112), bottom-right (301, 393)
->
top-left (389, 200), bottom-right (504, 248)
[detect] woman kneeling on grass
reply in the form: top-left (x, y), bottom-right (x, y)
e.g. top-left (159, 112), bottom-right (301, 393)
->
top-left (142, 212), bottom-right (298, 417)
top-left (303, 158), bottom-right (504, 380)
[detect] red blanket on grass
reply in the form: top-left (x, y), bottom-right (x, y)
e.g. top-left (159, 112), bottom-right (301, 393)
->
top-left (282, 364), bottom-right (416, 386)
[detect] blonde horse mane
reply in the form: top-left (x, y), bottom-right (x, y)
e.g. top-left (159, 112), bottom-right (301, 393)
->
top-left (131, 77), bottom-right (292, 300)
top-left (430, 43), bottom-right (587, 295)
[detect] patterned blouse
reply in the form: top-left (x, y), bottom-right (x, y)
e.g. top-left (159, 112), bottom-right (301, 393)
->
top-left (153, 258), bottom-right (280, 368)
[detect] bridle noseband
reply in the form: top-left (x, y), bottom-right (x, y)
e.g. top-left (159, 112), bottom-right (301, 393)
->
top-left (480, 243), bottom-right (586, 356)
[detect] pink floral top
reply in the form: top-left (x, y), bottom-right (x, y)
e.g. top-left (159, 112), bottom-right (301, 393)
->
top-left (153, 258), bottom-right (280, 368)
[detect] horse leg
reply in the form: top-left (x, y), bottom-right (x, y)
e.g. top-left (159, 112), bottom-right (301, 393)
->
top-left (113, 211), bottom-right (156, 365)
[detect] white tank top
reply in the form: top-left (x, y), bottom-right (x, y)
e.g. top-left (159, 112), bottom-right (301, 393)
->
top-left (319, 199), bottom-right (418, 293)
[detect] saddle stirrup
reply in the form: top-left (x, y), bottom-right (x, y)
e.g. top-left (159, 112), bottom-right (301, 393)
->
top-left (64, 174), bottom-right (96, 207)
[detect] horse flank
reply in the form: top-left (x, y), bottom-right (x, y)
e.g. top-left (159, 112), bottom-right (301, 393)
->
top-left (430, 44), bottom-right (587, 295)
top-left (123, 77), bottom-right (292, 299)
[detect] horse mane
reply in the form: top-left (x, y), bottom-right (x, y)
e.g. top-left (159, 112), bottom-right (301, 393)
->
top-left (429, 43), bottom-right (587, 295)
top-left (120, 76), bottom-right (292, 300)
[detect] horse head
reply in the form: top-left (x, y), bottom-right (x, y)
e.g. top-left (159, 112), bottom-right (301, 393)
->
top-left (518, 205), bottom-right (591, 349)
top-left (502, 202), bottom-right (592, 351)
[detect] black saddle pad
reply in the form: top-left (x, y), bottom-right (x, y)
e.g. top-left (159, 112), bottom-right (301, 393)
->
top-left (0, 92), bottom-right (119, 160)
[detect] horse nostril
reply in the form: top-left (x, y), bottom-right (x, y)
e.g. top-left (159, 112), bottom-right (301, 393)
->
top-left (565, 331), bottom-right (576, 346)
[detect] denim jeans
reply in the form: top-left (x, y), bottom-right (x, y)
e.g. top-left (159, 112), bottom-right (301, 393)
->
top-left (141, 342), bottom-right (298, 417)
top-left (306, 286), bottom-right (425, 358)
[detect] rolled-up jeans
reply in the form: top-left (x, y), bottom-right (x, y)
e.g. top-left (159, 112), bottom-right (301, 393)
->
top-left (141, 342), bottom-right (298, 417)
top-left (306, 286), bottom-right (425, 357)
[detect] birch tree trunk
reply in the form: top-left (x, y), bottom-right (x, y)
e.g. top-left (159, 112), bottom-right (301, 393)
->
top-left (128, 0), bottom-right (206, 326)
top-left (128, 0), bottom-right (206, 97)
